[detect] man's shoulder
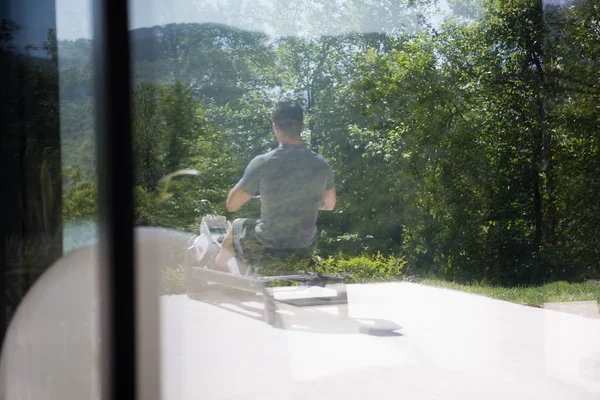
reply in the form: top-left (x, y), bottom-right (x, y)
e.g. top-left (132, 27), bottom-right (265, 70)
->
top-left (247, 151), bottom-right (273, 166)
top-left (257, 145), bottom-right (332, 170)
top-left (307, 149), bottom-right (332, 169)
top-left (256, 147), bottom-right (281, 159)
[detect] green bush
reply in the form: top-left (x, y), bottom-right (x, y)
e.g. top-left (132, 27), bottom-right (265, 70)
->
top-left (319, 253), bottom-right (406, 283)
top-left (246, 252), bottom-right (406, 283)
top-left (158, 253), bottom-right (406, 295)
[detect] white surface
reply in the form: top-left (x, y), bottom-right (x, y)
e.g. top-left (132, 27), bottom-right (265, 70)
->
top-left (544, 300), bottom-right (600, 319)
top-left (1, 228), bottom-right (599, 399)
top-left (161, 283), bottom-right (600, 400)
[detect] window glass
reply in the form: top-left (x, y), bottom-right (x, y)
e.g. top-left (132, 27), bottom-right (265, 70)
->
top-left (1, 0), bottom-right (599, 399)
top-left (128, 0), bottom-right (600, 398)
top-left (1, 0), bottom-right (63, 335)
top-left (56, 0), bottom-right (97, 254)
top-left (1, 0), bottom-right (99, 397)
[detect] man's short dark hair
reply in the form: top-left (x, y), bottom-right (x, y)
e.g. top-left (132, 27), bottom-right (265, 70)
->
top-left (271, 100), bottom-right (304, 137)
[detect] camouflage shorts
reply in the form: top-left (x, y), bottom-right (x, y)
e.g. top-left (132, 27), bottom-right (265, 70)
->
top-left (231, 218), bottom-right (315, 270)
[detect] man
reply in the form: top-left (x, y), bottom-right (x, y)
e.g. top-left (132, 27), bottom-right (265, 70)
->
top-left (215, 100), bottom-right (336, 270)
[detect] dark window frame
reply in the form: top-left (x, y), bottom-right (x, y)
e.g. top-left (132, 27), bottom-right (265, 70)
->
top-left (93, 0), bottom-right (137, 399)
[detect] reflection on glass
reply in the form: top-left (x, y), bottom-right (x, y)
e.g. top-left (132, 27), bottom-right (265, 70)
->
top-left (57, 0), bottom-right (97, 254)
top-left (0, 0), bottom-right (62, 331)
top-left (127, 0), bottom-right (600, 398)
top-left (1, 0), bottom-right (600, 399)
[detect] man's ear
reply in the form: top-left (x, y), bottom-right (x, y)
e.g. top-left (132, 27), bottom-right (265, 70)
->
top-left (273, 123), bottom-right (282, 140)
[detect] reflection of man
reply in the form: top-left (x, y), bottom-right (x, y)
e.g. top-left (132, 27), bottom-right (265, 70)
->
top-left (215, 100), bottom-right (336, 269)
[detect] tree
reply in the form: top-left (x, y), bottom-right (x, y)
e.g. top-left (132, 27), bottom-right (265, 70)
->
top-left (133, 82), bottom-right (165, 190)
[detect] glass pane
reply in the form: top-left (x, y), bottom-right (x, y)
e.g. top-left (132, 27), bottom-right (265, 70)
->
top-left (1, 0), bottom-right (100, 397)
top-left (57, 1), bottom-right (97, 254)
top-left (0, 0), bottom-right (62, 324)
top-left (2, 0), bottom-right (600, 399)
top-left (126, 0), bottom-right (600, 398)
top-left (129, 0), bottom-right (600, 398)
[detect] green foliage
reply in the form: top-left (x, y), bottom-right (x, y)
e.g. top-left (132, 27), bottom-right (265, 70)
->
top-left (239, 251), bottom-right (406, 283)
top-left (158, 253), bottom-right (406, 295)
top-left (344, 0), bottom-right (600, 284)
top-left (61, 2), bottom-right (600, 287)
top-left (319, 253), bottom-right (406, 283)
top-left (62, 167), bottom-right (98, 220)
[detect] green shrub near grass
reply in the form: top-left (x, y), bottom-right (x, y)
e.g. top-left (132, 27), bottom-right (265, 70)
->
top-left (318, 253), bottom-right (405, 283)
top-left (159, 255), bottom-right (599, 311)
top-left (159, 253), bottom-right (406, 295)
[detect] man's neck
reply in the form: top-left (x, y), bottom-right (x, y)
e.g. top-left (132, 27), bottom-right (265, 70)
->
top-left (278, 137), bottom-right (302, 145)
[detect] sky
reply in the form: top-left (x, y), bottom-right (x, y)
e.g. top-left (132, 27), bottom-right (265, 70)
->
top-left (55, 0), bottom-right (453, 41)
top-left (6, 0), bottom-right (573, 45)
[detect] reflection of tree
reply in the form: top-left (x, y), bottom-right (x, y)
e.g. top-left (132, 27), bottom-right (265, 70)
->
top-left (190, 0), bottom-right (429, 37)
top-left (51, 1), bottom-right (600, 290)
top-left (0, 19), bottom-right (62, 329)
top-left (0, 19), bottom-right (20, 50)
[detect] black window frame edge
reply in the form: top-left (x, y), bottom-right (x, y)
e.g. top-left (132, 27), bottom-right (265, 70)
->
top-left (92, 0), bottom-right (137, 399)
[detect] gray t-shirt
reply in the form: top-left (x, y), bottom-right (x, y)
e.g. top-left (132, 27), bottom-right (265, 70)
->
top-left (237, 143), bottom-right (335, 249)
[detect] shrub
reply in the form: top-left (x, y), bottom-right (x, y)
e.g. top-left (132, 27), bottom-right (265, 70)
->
top-left (158, 253), bottom-right (407, 295)
top-left (319, 253), bottom-right (406, 283)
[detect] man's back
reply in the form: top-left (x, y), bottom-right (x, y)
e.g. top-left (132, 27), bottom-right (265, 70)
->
top-left (215, 100), bottom-right (336, 269)
top-left (238, 143), bottom-right (334, 249)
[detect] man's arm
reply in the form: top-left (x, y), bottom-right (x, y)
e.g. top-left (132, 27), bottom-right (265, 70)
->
top-left (227, 155), bottom-right (263, 212)
top-left (320, 188), bottom-right (336, 211)
top-left (226, 185), bottom-right (254, 212)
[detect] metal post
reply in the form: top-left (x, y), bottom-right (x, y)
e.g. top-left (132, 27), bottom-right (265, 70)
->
top-left (92, 0), bottom-right (136, 399)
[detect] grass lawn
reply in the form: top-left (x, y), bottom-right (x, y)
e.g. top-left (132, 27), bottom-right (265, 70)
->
top-left (420, 278), bottom-right (600, 308)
